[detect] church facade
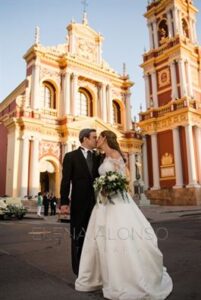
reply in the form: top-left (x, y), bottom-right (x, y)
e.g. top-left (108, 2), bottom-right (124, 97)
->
top-left (139, 0), bottom-right (201, 204)
top-left (0, 14), bottom-right (142, 199)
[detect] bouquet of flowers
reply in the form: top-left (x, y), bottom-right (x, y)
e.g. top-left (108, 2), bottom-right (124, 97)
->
top-left (93, 171), bottom-right (129, 204)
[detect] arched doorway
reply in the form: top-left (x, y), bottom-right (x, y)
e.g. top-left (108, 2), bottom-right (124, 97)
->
top-left (40, 160), bottom-right (56, 194)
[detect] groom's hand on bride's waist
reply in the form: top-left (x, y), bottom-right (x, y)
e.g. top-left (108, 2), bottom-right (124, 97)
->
top-left (60, 205), bottom-right (70, 215)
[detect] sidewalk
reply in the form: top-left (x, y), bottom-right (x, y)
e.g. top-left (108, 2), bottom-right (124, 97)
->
top-left (140, 204), bottom-right (201, 222)
top-left (24, 203), bottom-right (201, 224)
top-left (1, 203), bottom-right (201, 300)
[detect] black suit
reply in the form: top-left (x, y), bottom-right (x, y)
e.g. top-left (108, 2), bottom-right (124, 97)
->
top-left (60, 147), bottom-right (100, 275)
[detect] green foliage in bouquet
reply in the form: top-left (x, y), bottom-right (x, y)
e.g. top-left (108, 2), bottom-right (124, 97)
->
top-left (93, 171), bottom-right (129, 204)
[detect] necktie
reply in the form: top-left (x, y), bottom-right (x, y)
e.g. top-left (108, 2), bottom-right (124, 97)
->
top-left (86, 150), bottom-right (93, 175)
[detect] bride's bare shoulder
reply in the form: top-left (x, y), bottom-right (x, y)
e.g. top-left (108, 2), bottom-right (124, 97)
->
top-left (110, 150), bottom-right (121, 160)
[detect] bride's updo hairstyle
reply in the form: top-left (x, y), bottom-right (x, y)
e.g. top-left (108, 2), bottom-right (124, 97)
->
top-left (100, 130), bottom-right (126, 162)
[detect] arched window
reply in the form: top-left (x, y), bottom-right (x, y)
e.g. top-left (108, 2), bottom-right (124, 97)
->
top-left (113, 100), bottom-right (121, 124)
top-left (158, 19), bottom-right (168, 44)
top-left (76, 88), bottom-right (92, 116)
top-left (41, 81), bottom-right (56, 109)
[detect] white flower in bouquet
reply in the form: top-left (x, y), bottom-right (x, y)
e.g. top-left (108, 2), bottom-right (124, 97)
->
top-left (108, 174), bottom-right (118, 181)
top-left (93, 171), bottom-right (129, 204)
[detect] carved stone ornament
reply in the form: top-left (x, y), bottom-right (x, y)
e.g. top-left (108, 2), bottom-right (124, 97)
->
top-left (161, 166), bottom-right (175, 178)
top-left (39, 141), bottom-right (60, 159)
top-left (158, 68), bottom-right (170, 88)
top-left (161, 152), bottom-right (173, 166)
top-left (77, 37), bottom-right (97, 62)
top-left (40, 67), bottom-right (61, 86)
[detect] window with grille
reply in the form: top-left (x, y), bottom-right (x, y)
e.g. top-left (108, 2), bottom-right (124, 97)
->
top-left (41, 82), bottom-right (56, 109)
top-left (113, 100), bottom-right (121, 124)
top-left (76, 88), bottom-right (92, 116)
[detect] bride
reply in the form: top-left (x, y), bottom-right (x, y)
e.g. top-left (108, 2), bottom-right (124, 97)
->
top-left (75, 130), bottom-right (173, 300)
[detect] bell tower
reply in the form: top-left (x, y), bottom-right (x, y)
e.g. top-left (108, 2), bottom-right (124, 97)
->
top-left (139, 0), bottom-right (201, 205)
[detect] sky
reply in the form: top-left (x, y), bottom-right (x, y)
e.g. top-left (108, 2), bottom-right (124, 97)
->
top-left (0, 0), bottom-right (201, 119)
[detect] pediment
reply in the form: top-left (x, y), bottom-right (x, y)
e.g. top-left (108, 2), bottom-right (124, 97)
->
top-left (67, 22), bottom-right (102, 40)
top-left (67, 21), bottom-right (103, 64)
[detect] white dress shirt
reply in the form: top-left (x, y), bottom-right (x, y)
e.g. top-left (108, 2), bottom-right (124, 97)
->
top-left (80, 146), bottom-right (93, 159)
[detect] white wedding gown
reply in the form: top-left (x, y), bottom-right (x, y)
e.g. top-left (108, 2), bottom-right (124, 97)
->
top-left (75, 157), bottom-right (173, 300)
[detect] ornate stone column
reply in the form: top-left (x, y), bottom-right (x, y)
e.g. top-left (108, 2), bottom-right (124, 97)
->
top-left (144, 74), bottom-right (150, 109)
top-left (64, 142), bottom-right (69, 154)
top-left (153, 20), bottom-right (158, 48)
top-left (29, 138), bottom-right (40, 197)
top-left (97, 35), bottom-right (103, 64)
top-left (125, 92), bottom-right (132, 130)
top-left (172, 127), bottom-right (183, 188)
top-left (107, 85), bottom-right (113, 124)
top-left (71, 73), bottom-right (78, 115)
top-left (151, 71), bottom-right (158, 107)
top-left (68, 31), bottom-right (76, 54)
top-left (185, 125), bottom-right (198, 186)
top-left (20, 137), bottom-right (30, 198)
top-left (97, 83), bottom-right (102, 118)
top-left (61, 142), bottom-right (69, 162)
top-left (177, 9), bottom-right (182, 35)
top-left (148, 23), bottom-right (154, 49)
top-left (166, 10), bottom-right (173, 38)
top-left (189, 18), bottom-right (194, 43)
top-left (31, 60), bottom-right (40, 110)
top-left (192, 19), bottom-right (198, 44)
top-left (101, 83), bottom-right (107, 122)
top-left (5, 130), bottom-right (20, 197)
top-left (59, 73), bottom-right (65, 116)
top-left (129, 153), bottom-right (136, 195)
top-left (178, 59), bottom-right (187, 97)
top-left (194, 126), bottom-right (201, 184)
top-left (185, 60), bottom-right (193, 98)
top-left (151, 133), bottom-right (160, 190)
top-left (173, 7), bottom-right (179, 35)
top-left (170, 61), bottom-right (178, 100)
top-left (63, 71), bottom-right (71, 115)
top-left (142, 136), bottom-right (149, 190)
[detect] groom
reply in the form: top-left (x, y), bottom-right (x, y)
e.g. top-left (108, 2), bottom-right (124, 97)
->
top-left (60, 128), bottom-right (101, 275)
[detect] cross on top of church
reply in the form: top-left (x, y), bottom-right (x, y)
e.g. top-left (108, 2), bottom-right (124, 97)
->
top-left (82, 0), bottom-right (88, 13)
top-left (81, 0), bottom-right (88, 25)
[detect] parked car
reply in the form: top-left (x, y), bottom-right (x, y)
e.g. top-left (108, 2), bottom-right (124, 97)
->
top-left (0, 197), bottom-right (28, 220)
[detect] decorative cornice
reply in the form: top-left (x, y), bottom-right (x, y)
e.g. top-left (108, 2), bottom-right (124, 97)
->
top-left (0, 80), bottom-right (27, 111)
top-left (139, 100), bottom-right (201, 135)
top-left (145, 0), bottom-right (198, 18)
top-left (142, 36), bottom-right (199, 69)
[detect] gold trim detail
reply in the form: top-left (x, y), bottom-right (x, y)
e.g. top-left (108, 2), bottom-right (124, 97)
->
top-left (160, 176), bottom-right (176, 181)
top-left (161, 153), bottom-right (173, 166)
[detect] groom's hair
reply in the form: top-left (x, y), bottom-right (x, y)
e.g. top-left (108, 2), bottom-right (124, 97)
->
top-left (79, 128), bottom-right (96, 143)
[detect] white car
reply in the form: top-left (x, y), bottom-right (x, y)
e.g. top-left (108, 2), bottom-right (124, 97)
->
top-left (0, 197), bottom-right (27, 220)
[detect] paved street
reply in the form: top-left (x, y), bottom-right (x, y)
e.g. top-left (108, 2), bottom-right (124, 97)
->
top-left (0, 207), bottom-right (201, 300)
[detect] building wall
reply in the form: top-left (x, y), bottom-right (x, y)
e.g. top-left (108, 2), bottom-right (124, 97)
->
top-left (158, 90), bottom-right (171, 107)
top-left (157, 130), bottom-right (175, 188)
top-left (0, 18), bottom-right (142, 198)
top-left (5, 128), bottom-right (21, 197)
top-left (179, 126), bottom-right (189, 186)
top-left (0, 124), bottom-right (8, 196)
top-left (146, 135), bottom-right (153, 188)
